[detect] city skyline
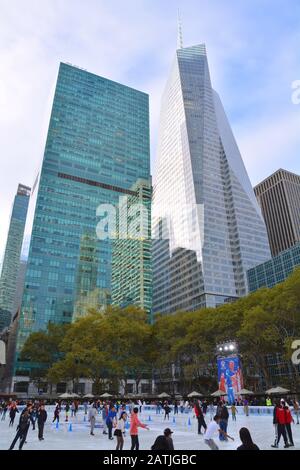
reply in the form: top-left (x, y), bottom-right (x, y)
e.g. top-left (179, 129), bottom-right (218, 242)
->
top-left (1, 0), bottom-right (300, 260)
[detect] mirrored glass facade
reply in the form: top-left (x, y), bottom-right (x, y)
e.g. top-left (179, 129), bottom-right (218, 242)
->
top-left (0, 184), bottom-right (31, 329)
top-left (15, 63), bottom-right (150, 375)
top-left (152, 44), bottom-right (271, 315)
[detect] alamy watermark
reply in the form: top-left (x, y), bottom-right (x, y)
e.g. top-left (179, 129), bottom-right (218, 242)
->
top-left (95, 198), bottom-right (205, 245)
top-left (291, 340), bottom-right (300, 365)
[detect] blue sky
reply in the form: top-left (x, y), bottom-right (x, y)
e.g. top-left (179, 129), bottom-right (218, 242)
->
top-left (0, 0), bottom-right (300, 259)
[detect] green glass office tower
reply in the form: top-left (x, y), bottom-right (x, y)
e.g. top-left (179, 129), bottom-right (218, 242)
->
top-left (15, 63), bottom-right (150, 376)
top-left (111, 179), bottom-right (152, 320)
top-left (0, 184), bottom-right (31, 330)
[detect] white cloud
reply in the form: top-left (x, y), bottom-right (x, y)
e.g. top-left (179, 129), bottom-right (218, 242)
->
top-left (0, 0), bottom-right (299, 260)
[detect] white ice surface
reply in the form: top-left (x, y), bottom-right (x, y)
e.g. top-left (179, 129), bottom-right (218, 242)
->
top-left (1, 408), bottom-right (299, 451)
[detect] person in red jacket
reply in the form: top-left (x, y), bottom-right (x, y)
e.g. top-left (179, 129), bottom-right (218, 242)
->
top-left (282, 400), bottom-right (294, 447)
top-left (271, 400), bottom-right (289, 448)
top-left (130, 407), bottom-right (149, 450)
top-left (194, 401), bottom-right (207, 435)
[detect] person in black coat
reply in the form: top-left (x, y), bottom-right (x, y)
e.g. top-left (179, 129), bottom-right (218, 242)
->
top-left (9, 410), bottom-right (31, 450)
top-left (9, 405), bottom-right (19, 427)
top-left (237, 428), bottom-right (259, 450)
top-left (151, 428), bottom-right (174, 450)
top-left (37, 404), bottom-right (47, 441)
top-left (163, 403), bottom-right (171, 421)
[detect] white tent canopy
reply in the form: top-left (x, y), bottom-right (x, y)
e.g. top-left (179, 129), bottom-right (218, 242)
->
top-left (100, 393), bottom-right (113, 398)
top-left (58, 393), bottom-right (74, 398)
top-left (211, 390), bottom-right (226, 397)
top-left (157, 392), bottom-right (171, 398)
top-left (265, 386), bottom-right (290, 395)
top-left (238, 388), bottom-right (254, 395)
top-left (187, 391), bottom-right (203, 398)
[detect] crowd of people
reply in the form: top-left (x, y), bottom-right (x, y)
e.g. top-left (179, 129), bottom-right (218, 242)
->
top-left (0, 395), bottom-right (299, 451)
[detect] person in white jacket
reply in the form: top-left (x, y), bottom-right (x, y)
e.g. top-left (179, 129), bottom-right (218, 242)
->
top-left (114, 411), bottom-right (127, 451)
top-left (88, 404), bottom-right (97, 436)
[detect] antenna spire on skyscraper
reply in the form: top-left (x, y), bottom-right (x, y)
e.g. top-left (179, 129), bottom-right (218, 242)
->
top-left (177, 9), bottom-right (183, 49)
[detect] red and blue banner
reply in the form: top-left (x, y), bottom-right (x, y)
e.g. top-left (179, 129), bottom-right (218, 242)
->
top-left (217, 355), bottom-right (243, 404)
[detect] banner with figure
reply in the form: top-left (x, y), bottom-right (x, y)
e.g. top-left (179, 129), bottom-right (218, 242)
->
top-left (217, 355), bottom-right (243, 404)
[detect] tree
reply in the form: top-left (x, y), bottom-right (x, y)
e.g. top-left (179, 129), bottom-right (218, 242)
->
top-left (20, 322), bottom-right (68, 393)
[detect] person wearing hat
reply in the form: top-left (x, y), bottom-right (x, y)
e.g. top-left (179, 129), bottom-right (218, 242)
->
top-left (151, 428), bottom-right (174, 450)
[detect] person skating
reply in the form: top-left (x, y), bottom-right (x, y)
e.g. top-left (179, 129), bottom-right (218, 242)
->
top-left (163, 402), bottom-right (171, 421)
top-left (52, 404), bottom-right (60, 424)
top-left (89, 403), bottom-right (97, 436)
top-left (208, 403), bottom-right (215, 421)
top-left (114, 411), bottom-right (127, 450)
top-left (174, 401), bottom-right (178, 415)
top-left (106, 405), bottom-right (117, 440)
top-left (1, 402), bottom-right (8, 421)
top-left (20, 403), bottom-right (34, 443)
top-left (271, 400), bottom-right (289, 448)
top-left (130, 407), bottom-right (149, 450)
top-left (282, 400), bottom-right (294, 447)
top-left (204, 415), bottom-right (234, 450)
top-left (102, 403), bottom-right (108, 434)
top-left (194, 401), bottom-right (207, 434)
top-left (293, 399), bottom-right (299, 425)
top-left (243, 398), bottom-right (249, 417)
top-left (9, 403), bottom-right (19, 427)
top-left (37, 404), bottom-right (47, 441)
top-left (202, 400), bottom-right (208, 415)
top-left (65, 402), bottom-right (70, 422)
top-left (71, 401), bottom-right (76, 417)
top-left (236, 428), bottom-right (259, 450)
top-left (231, 404), bottom-right (237, 421)
top-left (151, 428), bottom-right (174, 450)
top-left (219, 404), bottom-right (229, 441)
top-left (8, 409), bottom-right (31, 450)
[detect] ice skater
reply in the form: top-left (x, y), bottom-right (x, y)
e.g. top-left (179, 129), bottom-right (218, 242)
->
top-left (194, 401), bottom-right (207, 434)
top-left (8, 409), bottom-right (31, 451)
top-left (204, 415), bottom-right (234, 450)
top-left (9, 403), bottom-right (19, 427)
top-left (219, 404), bottom-right (229, 441)
top-left (37, 404), bottom-right (47, 441)
top-left (52, 404), bottom-right (60, 424)
top-left (231, 404), bottom-right (237, 421)
top-left (65, 402), bottom-right (70, 421)
top-left (106, 405), bottom-right (117, 440)
top-left (163, 402), bottom-right (171, 421)
top-left (282, 400), bottom-right (294, 447)
top-left (89, 403), bottom-right (97, 436)
top-left (271, 400), bottom-right (289, 448)
top-left (130, 407), bottom-right (149, 450)
top-left (114, 411), bottom-right (127, 450)
top-left (293, 399), bottom-right (299, 424)
top-left (208, 403), bottom-right (215, 421)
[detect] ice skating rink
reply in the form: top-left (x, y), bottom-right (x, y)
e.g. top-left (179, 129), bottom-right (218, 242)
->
top-left (1, 408), bottom-right (299, 451)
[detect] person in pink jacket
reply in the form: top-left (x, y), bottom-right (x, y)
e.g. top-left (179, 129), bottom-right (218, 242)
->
top-left (130, 407), bottom-right (149, 450)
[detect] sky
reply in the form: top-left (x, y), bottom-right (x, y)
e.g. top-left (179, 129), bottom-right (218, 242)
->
top-left (0, 0), bottom-right (300, 260)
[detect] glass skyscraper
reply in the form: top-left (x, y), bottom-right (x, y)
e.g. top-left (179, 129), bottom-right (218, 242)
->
top-left (152, 44), bottom-right (271, 315)
top-left (0, 184), bottom-right (31, 330)
top-left (15, 63), bottom-right (150, 376)
top-left (111, 179), bottom-right (152, 320)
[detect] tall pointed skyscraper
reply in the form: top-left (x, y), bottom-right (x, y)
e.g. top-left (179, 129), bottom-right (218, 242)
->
top-left (152, 43), bottom-right (271, 314)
